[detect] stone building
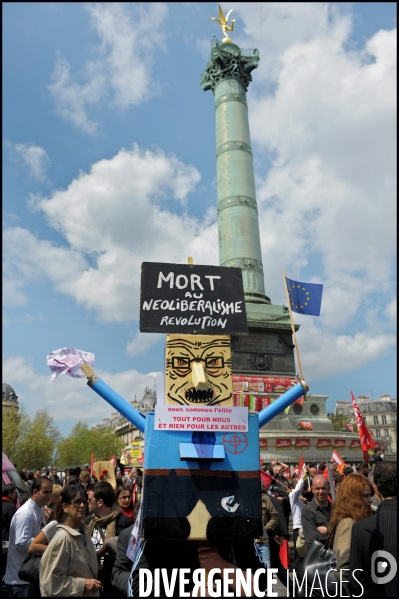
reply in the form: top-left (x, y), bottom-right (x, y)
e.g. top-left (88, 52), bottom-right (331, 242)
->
top-left (336, 395), bottom-right (397, 457)
top-left (2, 383), bottom-right (19, 412)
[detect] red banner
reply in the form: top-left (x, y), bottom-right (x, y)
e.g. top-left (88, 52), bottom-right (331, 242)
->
top-left (316, 439), bottom-right (331, 448)
top-left (276, 438), bottom-right (292, 449)
top-left (259, 439), bottom-right (268, 449)
top-left (295, 439), bottom-right (310, 449)
top-left (232, 375), bottom-right (305, 405)
top-left (350, 440), bottom-right (361, 449)
top-left (334, 439), bottom-right (346, 448)
top-left (279, 540), bottom-right (289, 568)
top-left (350, 391), bottom-right (376, 453)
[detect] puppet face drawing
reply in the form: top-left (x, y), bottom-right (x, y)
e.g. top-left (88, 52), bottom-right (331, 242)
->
top-left (165, 335), bottom-right (233, 406)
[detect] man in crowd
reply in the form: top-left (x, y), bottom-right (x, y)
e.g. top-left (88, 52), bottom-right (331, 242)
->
top-left (349, 462), bottom-right (397, 597)
top-left (301, 475), bottom-right (331, 547)
top-left (86, 481), bottom-right (132, 597)
top-left (2, 483), bottom-right (17, 541)
top-left (49, 468), bottom-right (61, 486)
top-left (271, 463), bottom-right (292, 527)
top-left (372, 448), bottom-right (384, 465)
top-left (4, 476), bottom-right (53, 597)
top-left (358, 461), bottom-right (371, 478)
top-left (32, 469), bottom-right (41, 480)
top-left (111, 523), bottom-right (134, 595)
top-left (301, 462), bottom-right (318, 503)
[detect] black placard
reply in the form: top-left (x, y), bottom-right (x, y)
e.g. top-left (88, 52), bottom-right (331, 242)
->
top-left (140, 262), bottom-right (248, 335)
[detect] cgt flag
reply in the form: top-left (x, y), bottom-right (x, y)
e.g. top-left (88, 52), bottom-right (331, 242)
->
top-left (350, 391), bottom-right (376, 453)
top-left (331, 449), bottom-right (346, 473)
top-left (285, 277), bottom-right (323, 316)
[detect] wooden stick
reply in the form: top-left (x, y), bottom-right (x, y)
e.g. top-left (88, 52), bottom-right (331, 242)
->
top-left (188, 257), bottom-right (193, 264)
top-left (282, 270), bottom-right (304, 381)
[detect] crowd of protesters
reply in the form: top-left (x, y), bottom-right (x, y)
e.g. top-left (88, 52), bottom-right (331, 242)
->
top-left (2, 462), bottom-right (142, 597)
top-left (2, 456), bottom-right (397, 597)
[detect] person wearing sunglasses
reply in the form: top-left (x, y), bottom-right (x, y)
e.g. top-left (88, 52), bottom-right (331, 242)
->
top-left (39, 485), bottom-right (102, 597)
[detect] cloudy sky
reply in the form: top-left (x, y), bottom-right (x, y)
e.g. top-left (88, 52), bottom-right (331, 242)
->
top-left (3, 2), bottom-right (396, 437)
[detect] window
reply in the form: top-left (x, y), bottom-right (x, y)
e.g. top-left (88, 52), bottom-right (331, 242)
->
top-left (384, 429), bottom-right (389, 438)
top-left (375, 429), bottom-right (381, 438)
top-left (375, 403), bottom-right (381, 411)
top-left (387, 403), bottom-right (393, 411)
top-left (386, 443), bottom-right (391, 453)
top-left (363, 417), bottom-right (367, 424)
top-left (374, 416), bottom-right (379, 425)
top-left (382, 415), bottom-right (387, 424)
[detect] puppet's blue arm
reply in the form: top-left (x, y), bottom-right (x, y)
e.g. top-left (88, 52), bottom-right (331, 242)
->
top-left (81, 364), bottom-right (146, 433)
top-left (258, 380), bottom-right (309, 429)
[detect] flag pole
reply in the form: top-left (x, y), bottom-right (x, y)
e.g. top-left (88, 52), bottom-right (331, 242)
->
top-left (282, 270), bottom-right (304, 381)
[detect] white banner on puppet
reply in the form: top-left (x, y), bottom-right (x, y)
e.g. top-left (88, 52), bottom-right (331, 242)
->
top-left (154, 405), bottom-right (248, 432)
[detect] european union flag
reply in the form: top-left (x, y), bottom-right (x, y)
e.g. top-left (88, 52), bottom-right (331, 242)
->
top-left (285, 277), bottom-right (323, 316)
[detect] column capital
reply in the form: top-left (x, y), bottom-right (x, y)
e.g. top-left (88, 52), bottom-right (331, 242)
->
top-left (200, 39), bottom-right (260, 94)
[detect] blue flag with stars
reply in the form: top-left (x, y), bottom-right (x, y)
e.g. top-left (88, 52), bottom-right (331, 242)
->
top-left (285, 277), bottom-right (323, 316)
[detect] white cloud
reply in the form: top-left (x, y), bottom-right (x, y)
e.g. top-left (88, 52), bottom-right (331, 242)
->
top-left (220, 5), bottom-right (397, 334)
top-left (2, 356), bottom-right (158, 425)
top-left (384, 299), bottom-right (397, 325)
top-left (3, 4), bottom-right (396, 386)
top-left (298, 322), bottom-right (396, 382)
top-left (48, 56), bottom-right (105, 135)
top-left (48, 2), bottom-right (168, 133)
top-left (5, 142), bottom-right (50, 181)
top-left (126, 331), bottom-right (163, 357)
top-left (2, 144), bottom-right (210, 320)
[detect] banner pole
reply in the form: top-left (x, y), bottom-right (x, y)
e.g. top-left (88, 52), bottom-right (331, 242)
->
top-left (282, 270), bottom-right (304, 381)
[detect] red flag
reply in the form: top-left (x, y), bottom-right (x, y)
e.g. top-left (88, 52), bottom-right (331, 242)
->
top-left (350, 391), bottom-right (376, 453)
top-left (298, 455), bottom-right (306, 477)
top-left (279, 540), bottom-right (289, 568)
top-left (260, 469), bottom-right (273, 491)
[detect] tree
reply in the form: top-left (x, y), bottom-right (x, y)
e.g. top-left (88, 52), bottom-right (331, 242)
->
top-left (327, 412), bottom-right (358, 433)
top-left (56, 422), bottom-right (124, 467)
top-left (2, 407), bottom-right (30, 465)
top-left (2, 407), bottom-right (61, 470)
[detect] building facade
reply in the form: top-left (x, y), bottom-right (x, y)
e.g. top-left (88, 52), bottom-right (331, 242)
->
top-left (2, 383), bottom-right (19, 412)
top-left (336, 395), bottom-right (397, 457)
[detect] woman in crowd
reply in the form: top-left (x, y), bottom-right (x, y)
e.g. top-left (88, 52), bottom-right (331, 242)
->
top-left (116, 486), bottom-right (135, 522)
top-left (43, 484), bottom-right (62, 523)
top-left (79, 470), bottom-right (91, 494)
top-left (29, 487), bottom-right (84, 556)
top-left (63, 469), bottom-right (71, 487)
top-left (326, 473), bottom-right (374, 593)
top-left (38, 485), bottom-right (102, 596)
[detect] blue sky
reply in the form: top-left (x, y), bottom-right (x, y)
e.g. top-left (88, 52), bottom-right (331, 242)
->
top-left (3, 3), bottom-right (396, 437)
